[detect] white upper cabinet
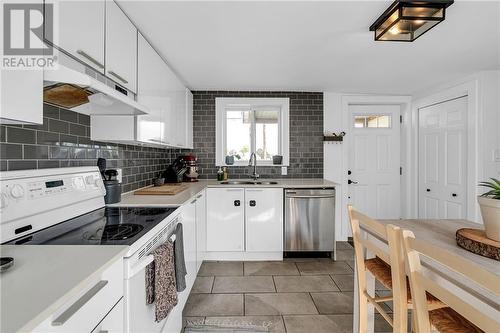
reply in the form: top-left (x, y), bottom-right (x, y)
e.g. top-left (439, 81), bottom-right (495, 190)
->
top-left (185, 89), bottom-right (194, 149)
top-left (1, 70), bottom-right (43, 125)
top-left (105, 1), bottom-right (137, 93)
top-left (47, 0), bottom-right (105, 73)
top-left (137, 33), bottom-right (169, 145)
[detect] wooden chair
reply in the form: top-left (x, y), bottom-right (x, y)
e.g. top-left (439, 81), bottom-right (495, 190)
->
top-left (401, 229), bottom-right (500, 333)
top-left (348, 206), bottom-right (445, 333)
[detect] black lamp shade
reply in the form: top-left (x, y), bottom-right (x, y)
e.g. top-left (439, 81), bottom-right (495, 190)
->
top-left (370, 1), bottom-right (454, 42)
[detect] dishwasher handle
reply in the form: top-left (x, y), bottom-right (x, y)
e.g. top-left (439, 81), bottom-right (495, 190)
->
top-left (286, 194), bottom-right (335, 199)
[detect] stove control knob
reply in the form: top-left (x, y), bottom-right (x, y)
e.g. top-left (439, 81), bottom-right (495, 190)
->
top-left (10, 184), bottom-right (25, 199)
top-left (0, 193), bottom-right (8, 209)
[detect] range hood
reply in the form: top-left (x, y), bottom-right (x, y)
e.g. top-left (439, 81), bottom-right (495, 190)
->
top-left (43, 64), bottom-right (149, 116)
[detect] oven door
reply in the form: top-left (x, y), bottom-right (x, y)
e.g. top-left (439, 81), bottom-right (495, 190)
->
top-left (124, 254), bottom-right (168, 333)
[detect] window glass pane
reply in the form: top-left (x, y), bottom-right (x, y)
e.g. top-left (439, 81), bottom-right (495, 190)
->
top-left (226, 110), bottom-right (251, 161)
top-left (354, 116), bottom-right (366, 128)
top-left (377, 115), bottom-right (391, 128)
top-left (255, 110), bottom-right (280, 161)
top-left (367, 115), bottom-right (391, 128)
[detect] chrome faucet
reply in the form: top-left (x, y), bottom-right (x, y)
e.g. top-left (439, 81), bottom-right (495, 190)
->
top-left (248, 152), bottom-right (259, 181)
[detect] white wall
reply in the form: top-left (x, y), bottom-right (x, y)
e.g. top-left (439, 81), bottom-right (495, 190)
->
top-left (477, 71), bottom-right (500, 182)
top-left (323, 93), bottom-right (345, 240)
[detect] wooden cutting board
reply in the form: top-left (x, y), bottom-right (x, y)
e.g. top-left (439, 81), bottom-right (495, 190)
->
top-left (456, 228), bottom-right (500, 261)
top-left (134, 183), bottom-right (189, 196)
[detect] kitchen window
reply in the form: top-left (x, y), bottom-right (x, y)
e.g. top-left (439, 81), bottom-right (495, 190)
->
top-left (216, 98), bottom-right (290, 166)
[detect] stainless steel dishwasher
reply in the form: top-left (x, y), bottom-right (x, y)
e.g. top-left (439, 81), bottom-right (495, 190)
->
top-left (284, 188), bottom-right (335, 254)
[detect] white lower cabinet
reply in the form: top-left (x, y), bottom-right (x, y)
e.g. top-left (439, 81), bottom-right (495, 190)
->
top-left (91, 298), bottom-right (123, 333)
top-left (195, 190), bottom-right (207, 271)
top-left (206, 188), bottom-right (245, 252)
top-left (206, 188), bottom-right (283, 255)
top-left (181, 198), bottom-right (198, 290)
top-left (32, 258), bottom-right (123, 333)
top-left (245, 188), bottom-right (283, 252)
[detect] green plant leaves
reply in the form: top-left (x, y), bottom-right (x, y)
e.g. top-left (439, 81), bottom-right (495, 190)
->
top-left (479, 178), bottom-right (500, 199)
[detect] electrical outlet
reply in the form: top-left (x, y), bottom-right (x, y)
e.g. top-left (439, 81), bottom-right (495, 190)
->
top-left (281, 167), bottom-right (287, 175)
top-left (116, 168), bottom-right (123, 183)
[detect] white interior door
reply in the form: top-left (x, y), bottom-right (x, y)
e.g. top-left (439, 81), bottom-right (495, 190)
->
top-left (418, 96), bottom-right (467, 219)
top-left (348, 105), bottom-right (401, 219)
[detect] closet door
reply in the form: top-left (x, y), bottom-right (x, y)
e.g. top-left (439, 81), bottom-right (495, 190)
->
top-left (418, 96), bottom-right (467, 219)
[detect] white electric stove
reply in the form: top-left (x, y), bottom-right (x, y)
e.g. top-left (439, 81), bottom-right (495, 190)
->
top-left (0, 167), bottom-right (181, 333)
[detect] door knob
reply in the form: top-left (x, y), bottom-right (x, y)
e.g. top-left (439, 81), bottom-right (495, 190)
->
top-left (234, 200), bottom-right (240, 207)
top-left (249, 200), bottom-right (256, 207)
top-left (348, 180), bottom-right (358, 185)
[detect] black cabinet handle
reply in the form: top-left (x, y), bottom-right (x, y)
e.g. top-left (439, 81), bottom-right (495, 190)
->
top-left (452, 193), bottom-right (457, 197)
top-left (249, 200), bottom-right (256, 207)
top-left (234, 200), bottom-right (240, 207)
top-left (347, 170), bottom-right (352, 175)
top-left (426, 189), bottom-right (431, 192)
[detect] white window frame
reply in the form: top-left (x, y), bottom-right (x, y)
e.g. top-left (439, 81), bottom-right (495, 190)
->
top-left (216, 97), bottom-right (290, 166)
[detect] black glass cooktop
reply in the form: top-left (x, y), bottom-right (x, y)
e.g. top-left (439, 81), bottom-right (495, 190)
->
top-left (6, 207), bottom-right (177, 246)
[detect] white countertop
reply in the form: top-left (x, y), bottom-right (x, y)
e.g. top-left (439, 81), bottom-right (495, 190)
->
top-left (0, 245), bottom-right (128, 333)
top-left (109, 178), bottom-right (339, 208)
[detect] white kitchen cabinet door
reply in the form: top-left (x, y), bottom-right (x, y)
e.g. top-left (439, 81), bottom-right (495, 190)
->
top-left (105, 0), bottom-right (137, 92)
top-left (206, 188), bottom-right (245, 252)
top-left (195, 190), bottom-right (206, 271)
top-left (91, 299), bottom-right (123, 333)
top-left (47, 0), bottom-right (105, 73)
top-left (0, 70), bottom-right (43, 124)
top-left (173, 90), bottom-right (187, 147)
top-left (245, 188), bottom-right (283, 252)
top-left (185, 89), bottom-right (194, 149)
top-left (136, 33), bottom-right (165, 145)
top-left (182, 199), bottom-right (197, 290)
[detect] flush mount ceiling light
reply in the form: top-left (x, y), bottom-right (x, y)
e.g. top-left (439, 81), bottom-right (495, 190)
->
top-left (369, 0), bottom-right (454, 42)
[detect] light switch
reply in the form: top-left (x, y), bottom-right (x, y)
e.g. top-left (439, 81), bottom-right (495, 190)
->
top-left (494, 149), bottom-right (500, 162)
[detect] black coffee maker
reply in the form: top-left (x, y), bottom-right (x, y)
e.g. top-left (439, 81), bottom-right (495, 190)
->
top-left (163, 157), bottom-right (187, 183)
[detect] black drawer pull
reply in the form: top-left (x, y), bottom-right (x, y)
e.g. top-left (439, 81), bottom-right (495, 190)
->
top-left (452, 193), bottom-right (457, 197)
top-left (249, 200), bottom-right (256, 207)
top-left (234, 200), bottom-right (240, 207)
top-left (426, 189), bottom-right (431, 192)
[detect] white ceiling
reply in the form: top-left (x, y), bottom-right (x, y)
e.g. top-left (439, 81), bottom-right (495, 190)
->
top-left (118, 1), bottom-right (500, 95)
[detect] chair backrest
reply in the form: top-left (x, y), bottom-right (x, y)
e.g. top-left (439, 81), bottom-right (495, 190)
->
top-left (348, 206), bottom-right (408, 314)
top-left (401, 229), bottom-right (500, 333)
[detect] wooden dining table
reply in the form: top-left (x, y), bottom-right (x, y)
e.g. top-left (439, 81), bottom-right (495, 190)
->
top-left (352, 219), bottom-right (500, 333)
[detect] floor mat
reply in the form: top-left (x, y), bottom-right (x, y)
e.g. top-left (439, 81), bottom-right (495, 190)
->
top-left (184, 324), bottom-right (269, 332)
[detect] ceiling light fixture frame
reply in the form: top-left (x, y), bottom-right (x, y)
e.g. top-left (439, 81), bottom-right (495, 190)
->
top-left (369, 0), bottom-right (454, 42)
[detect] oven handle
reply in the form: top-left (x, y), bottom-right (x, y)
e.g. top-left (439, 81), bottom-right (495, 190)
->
top-left (127, 254), bottom-right (154, 278)
top-left (286, 195), bottom-right (336, 199)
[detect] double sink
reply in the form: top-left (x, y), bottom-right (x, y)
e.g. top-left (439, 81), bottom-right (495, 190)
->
top-left (220, 180), bottom-right (279, 185)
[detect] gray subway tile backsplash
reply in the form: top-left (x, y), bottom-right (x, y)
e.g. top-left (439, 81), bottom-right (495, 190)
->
top-left (190, 91), bottom-right (324, 179)
top-left (6, 127), bottom-right (36, 144)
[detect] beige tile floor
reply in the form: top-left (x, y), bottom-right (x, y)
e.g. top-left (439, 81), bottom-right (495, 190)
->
top-left (183, 242), bottom-right (393, 333)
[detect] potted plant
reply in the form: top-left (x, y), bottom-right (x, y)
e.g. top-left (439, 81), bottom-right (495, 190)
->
top-left (478, 178), bottom-right (500, 242)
